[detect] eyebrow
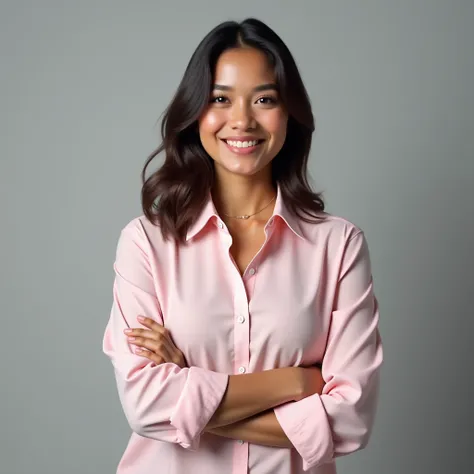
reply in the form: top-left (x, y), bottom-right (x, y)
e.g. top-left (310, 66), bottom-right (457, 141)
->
top-left (213, 83), bottom-right (278, 93)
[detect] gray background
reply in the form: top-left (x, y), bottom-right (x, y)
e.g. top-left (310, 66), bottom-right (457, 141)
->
top-left (1, 1), bottom-right (473, 473)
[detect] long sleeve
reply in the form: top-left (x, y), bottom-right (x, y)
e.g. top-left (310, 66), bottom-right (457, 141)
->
top-left (102, 219), bottom-right (229, 450)
top-left (274, 231), bottom-right (383, 471)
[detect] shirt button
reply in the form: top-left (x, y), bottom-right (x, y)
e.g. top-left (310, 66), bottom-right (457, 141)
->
top-left (217, 221), bottom-right (224, 229)
top-left (238, 439), bottom-right (244, 445)
top-left (237, 315), bottom-right (245, 324)
top-left (248, 268), bottom-right (256, 276)
top-left (238, 366), bottom-right (246, 374)
top-left (268, 219), bottom-right (274, 226)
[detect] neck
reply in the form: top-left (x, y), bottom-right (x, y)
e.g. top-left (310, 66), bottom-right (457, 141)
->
top-left (212, 170), bottom-right (276, 219)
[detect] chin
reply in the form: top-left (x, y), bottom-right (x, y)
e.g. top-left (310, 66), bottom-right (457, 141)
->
top-left (222, 165), bottom-right (261, 177)
top-left (221, 152), bottom-right (259, 167)
top-left (216, 159), bottom-right (270, 178)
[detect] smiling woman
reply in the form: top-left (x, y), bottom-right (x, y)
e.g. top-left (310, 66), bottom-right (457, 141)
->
top-left (103, 17), bottom-right (382, 474)
top-left (140, 18), bottom-right (324, 244)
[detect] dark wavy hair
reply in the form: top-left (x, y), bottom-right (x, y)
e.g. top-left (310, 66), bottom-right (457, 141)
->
top-left (141, 18), bottom-right (325, 242)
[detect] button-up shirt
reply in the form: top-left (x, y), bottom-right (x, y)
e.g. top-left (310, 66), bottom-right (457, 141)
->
top-left (102, 186), bottom-right (383, 474)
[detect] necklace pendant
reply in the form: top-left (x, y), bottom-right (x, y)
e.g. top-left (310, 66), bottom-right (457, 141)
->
top-left (223, 195), bottom-right (276, 220)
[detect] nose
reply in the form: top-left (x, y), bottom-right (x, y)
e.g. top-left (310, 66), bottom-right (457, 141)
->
top-left (229, 101), bottom-right (256, 130)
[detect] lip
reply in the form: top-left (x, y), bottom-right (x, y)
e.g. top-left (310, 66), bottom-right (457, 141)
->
top-left (221, 136), bottom-right (265, 141)
top-left (220, 138), bottom-right (264, 155)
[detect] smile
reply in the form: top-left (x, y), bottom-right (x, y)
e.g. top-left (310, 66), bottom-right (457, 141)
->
top-left (220, 139), bottom-right (265, 155)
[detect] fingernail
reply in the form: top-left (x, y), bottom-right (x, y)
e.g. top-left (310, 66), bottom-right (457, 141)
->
top-left (137, 316), bottom-right (145, 322)
top-left (127, 337), bottom-right (136, 341)
top-left (124, 329), bottom-right (132, 334)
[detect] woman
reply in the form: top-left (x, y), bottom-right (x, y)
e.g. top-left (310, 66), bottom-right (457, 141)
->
top-left (103, 18), bottom-right (383, 474)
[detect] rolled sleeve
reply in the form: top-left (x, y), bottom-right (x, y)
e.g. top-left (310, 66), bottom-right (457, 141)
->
top-left (169, 366), bottom-right (230, 449)
top-left (274, 394), bottom-right (334, 469)
top-left (274, 231), bottom-right (383, 471)
top-left (102, 220), bottom-right (229, 450)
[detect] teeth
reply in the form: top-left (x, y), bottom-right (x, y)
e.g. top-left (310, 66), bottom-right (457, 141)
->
top-left (226, 140), bottom-right (259, 148)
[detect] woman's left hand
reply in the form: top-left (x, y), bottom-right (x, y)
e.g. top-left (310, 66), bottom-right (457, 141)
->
top-left (124, 316), bottom-right (187, 368)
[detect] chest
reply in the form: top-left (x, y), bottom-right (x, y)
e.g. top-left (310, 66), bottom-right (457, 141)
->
top-left (154, 227), bottom-right (336, 371)
top-left (228, 225), bottom-right (267, 275)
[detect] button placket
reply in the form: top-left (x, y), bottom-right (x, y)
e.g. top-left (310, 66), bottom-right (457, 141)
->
top-left (233, 275), bottom-right (250, 381)
top-left (228, 238), bottom-right (251, 473)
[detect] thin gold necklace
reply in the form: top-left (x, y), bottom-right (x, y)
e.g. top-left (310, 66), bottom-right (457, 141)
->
top-left (222, 195), bottom-right (276, 220)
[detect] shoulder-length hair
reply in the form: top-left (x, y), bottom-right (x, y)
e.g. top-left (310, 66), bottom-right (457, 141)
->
top-left (141, 18), bottom-right (325, 242)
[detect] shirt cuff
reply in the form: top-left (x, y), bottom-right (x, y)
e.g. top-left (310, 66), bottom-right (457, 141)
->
top-left (274, 394), bottom-right (334, 470)
top-left (169, 366), bottom-right (229, 450)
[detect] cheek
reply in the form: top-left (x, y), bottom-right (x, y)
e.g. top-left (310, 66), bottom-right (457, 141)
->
top-left (260, 110), bottom-right (288, 144)
top-left (260, 110), bottom-right (287, 133)
top-left (199, 110), bottom-right (225, 137)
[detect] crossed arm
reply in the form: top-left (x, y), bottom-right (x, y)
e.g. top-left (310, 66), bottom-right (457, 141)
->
top-left (124, 316), bottom-right (324, 449)
top-left (202, 366), bottom-right (317, 448)
top-left (206, 408), bottom-right (292, 448)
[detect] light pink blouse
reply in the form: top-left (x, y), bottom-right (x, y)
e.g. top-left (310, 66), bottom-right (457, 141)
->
top-left (102, 186), bottom-right (383, 473)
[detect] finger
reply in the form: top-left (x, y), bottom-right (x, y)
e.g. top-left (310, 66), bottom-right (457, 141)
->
top-left (137, 316), bottom-right (168, 336)
top-left (130, 334), bottom-right (185, 367)
top-left (125, 328), bottom-right (161, 342)
top-left (135, 347), bottom-right (167, 365)
top-left (128, 328), bottom-right (173, 351)
top-left (125, 327), bottom-right (175, 351)
top-left (137, 345), bottom-right (185, 368)
top-left (136, 317), bottom-right (175, 346)
top-left (131, 336), bottom-right (174, 361)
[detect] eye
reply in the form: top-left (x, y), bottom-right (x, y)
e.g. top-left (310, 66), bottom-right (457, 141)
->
top-left (256, 96), bottom-right (278, 105)
top-left (210, 95), bottom-right (229, 104)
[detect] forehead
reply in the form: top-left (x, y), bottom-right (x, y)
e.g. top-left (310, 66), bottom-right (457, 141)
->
top-left (213, 47), bottom-right (276, 88)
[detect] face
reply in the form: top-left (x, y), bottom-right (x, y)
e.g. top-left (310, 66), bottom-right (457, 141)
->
top-left (198, 47), bottom-right (288, 179)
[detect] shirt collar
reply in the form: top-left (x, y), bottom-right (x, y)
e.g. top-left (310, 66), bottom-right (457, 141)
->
top-left (185, 185), bottom-right (307, 242)
top-left (272, 185), bottom-right (307, 241)
top-left (185, 192), bottom-right (219, 242)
